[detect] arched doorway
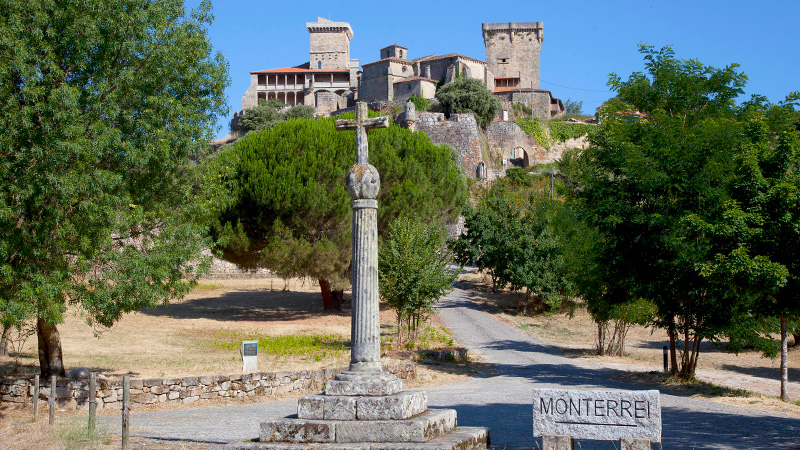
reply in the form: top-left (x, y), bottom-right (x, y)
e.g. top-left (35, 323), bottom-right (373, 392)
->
top-left (510, 147), bottom-right (530, 168)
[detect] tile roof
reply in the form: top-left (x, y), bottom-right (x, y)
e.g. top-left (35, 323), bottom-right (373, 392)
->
top-left (393, 76), bottom-right (437, 84)
top-left (362, 57), bottom-right (415, 67)
top-left (251, 63), bottom-right (350, 74)
top-left (413, 53), bottom-right (486, 65)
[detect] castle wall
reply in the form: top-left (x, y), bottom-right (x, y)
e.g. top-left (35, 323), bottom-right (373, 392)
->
top-left (483, 22), bottom-right (543, 90)
top-left (416, 113), bottom-right (484, 178)
top-left (393, 79), bottom-right (436, 102)
top-left (495, 89), bottom-right (561, 120)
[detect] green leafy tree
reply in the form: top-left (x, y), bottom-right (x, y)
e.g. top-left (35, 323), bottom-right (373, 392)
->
top-left (233, 99), bottom-right (285, 134)
top-left (564, 45), bottom-right (787, 379)
top-left (0, 0), bottom-right (229, 377)
top-left (727, 96), bottom-right (800, 399)
top-left (452, 175), bottom-right (576, 313)
top-left (435, 77), bottom-right (501, 127)
top-left (564, 98), bottom-right (584, 115)
top-left (379, 217), bottom-right (459, 345)
top-left (214, 116), bottom-right (467, 310)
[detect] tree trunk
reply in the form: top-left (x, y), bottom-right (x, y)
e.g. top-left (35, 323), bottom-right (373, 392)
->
top-left (37, 318), bottom-right (65, 378)
top-left (596, 321), bottom-right (606, 356)
top-left (668, 321), bottom-right (679, 376)
top-left (781, 314), bottom-right (789, 402)
top-left (0, 324), bottom-right (10, 357)
top-left (318, 279), bottom-right (343, 311)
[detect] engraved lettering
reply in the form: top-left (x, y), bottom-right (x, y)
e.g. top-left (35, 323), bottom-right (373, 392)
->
top-left (556, 398), bottom-right (568, 415)
top-left (607, 399), bottom-right (618, 417)
top-left (569, 398), bottom-right (581, 415)
top-left (594, 399), bottom-right (605, 416)
top-left (621, 399), bottom-right (632, 417)
top-left (541, 398), bottom-right (553, 414)
top-left (634, 400), bottom-right (646, 418)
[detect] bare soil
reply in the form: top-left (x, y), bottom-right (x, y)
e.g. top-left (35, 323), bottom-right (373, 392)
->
top-left (458, 268), bottom-right (800, 417)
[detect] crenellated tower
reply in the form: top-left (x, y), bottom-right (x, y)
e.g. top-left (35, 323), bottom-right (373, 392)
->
top-left (482, 22), bottom-right (543, 90)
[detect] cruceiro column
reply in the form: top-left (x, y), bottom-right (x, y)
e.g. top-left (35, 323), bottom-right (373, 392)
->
top-left (328, 102), bottom-right (401, 395)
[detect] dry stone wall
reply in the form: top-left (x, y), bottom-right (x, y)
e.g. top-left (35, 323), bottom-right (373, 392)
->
top-left (0, 364), bottom-right (415, 410)
top-left (416, 113), bottom-right (484, 178)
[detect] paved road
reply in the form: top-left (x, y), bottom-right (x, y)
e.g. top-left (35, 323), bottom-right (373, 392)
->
top-left (100, 285), bottom-right (800, 449)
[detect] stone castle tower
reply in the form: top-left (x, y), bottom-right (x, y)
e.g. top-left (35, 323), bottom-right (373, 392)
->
top-left (482, 22), bottom-right (543, 90)
top-left (307, 17), bottom-right (353, 70)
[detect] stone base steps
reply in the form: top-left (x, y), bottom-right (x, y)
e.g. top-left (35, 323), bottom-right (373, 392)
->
top-left (224, 426), bottom-right (489, 450)
top-left (262, 409), bottom-right (456, 443)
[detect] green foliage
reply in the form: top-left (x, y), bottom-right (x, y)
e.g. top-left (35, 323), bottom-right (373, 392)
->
top-left (212, 331), bottom-right (349, 358)
top-left (379, 217), bottom-right (459, 343)
top-left (54, 417), bottom-right (111, 450)
top-left (548, 122), bottom-right (598, 142)
top-left (284, 104), bottom-right (316, 120)
top-left (409, 96), bottom-right (431, 112)
top-left (213, 117), bottom-right (467, 302)
top-left (0, 0), bottom-right (229, 374)
top-left (233, 101), bottom-right (316, 134)
top-left (516, 118), bottom-right (596, 150)
top-left (234, 99), bottom-right (283, 133)
top-left (563, 44), bottom-right (789, 378)
top-left (451, 181), bottom-right (578, 314)
top-left (515, 118), bottom-right (550, 149)
top-left (513, 102), bottom-right (532, 117)
top-left (435, 77), bottom-right (501, 127)
top-left (564, 98), bottom-right (584, 115)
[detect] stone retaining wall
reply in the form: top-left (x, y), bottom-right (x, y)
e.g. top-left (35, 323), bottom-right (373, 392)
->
top-left (0, 364), bottom-right (415, 410)
top-left (416, 113), bottom-right (484, 178)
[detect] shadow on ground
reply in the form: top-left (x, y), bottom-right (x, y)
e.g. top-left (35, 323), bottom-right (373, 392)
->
top-left (139, 290), bottom-right (350, 322)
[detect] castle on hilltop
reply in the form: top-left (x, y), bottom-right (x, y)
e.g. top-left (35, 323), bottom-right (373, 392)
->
top-left (241, 18), bottom-right (564, 120)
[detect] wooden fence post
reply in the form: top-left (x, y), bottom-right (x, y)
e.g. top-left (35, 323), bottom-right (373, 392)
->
top-left (33, 374), bottom-right (39, 421)
top-left (88, 372), bottom-right (96, 436)
top-left (49, 375), bottom-right (56, 425)
top-left (122, 375), bottom-right (130, 449)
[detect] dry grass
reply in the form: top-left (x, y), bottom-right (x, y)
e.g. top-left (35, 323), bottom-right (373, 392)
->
top-left (0, 276), bottom-right (485, 449)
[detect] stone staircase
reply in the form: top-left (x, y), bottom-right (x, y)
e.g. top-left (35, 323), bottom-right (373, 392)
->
top-left (224, 372), bottom-right (489, 450)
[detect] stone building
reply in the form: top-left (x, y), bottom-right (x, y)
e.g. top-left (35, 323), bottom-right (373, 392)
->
top-left (240, 18), bottom-right (359, 113)
top-left (483, 22), bottom-right (564, 119)
top-left (359, 45), bottom-right (494, 103)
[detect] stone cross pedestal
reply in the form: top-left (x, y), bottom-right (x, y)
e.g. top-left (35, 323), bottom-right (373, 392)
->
top-left (224, 102), bottom-right (488, 450)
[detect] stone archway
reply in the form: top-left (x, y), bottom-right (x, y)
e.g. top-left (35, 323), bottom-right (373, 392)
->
top-left (510, 147), bottom-right (529, 168)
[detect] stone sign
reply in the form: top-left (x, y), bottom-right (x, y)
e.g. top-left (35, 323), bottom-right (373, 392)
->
top-left (532, 388), bottom-right (661, 442)
top-left (241, 340), bottom-right (258, 372)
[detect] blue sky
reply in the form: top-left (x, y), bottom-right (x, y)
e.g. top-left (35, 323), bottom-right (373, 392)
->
top-left (186, 1), bottom-right (800, 139)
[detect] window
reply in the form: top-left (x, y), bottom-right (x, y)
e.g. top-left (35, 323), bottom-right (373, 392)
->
top-left (499, 58), bottom-right (509, 64)
top-left (317, 61), bottom-right (322, 69)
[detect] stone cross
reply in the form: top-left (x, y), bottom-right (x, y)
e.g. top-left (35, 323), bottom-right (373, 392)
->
top-left (334, 102), bottom-right (392, 382)
top-left (335, 102), bottom-right (390, 164)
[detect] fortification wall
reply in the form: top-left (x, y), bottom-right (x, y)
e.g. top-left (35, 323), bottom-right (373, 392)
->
top-left (0, 364), bottom-right (415, 409)
top-left (416, 113), bottom-right (484, 178)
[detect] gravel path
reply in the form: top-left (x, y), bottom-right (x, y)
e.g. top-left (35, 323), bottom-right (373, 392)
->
top-left (99, 286), bottom-right (800, 449)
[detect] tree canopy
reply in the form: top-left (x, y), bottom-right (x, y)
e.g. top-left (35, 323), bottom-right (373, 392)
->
top-left (435, 77), bottom-right (501, 127)
top-left (213, 116), bottom-right (467, 310)
top-left (0, 0), bottom-right (229, 377)
top-left (564, 45), bottom-right (791, 378)
top-left (232, 99), bottom-right (316, 134)
top-left (379, 217), bottom-right (458, 344)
